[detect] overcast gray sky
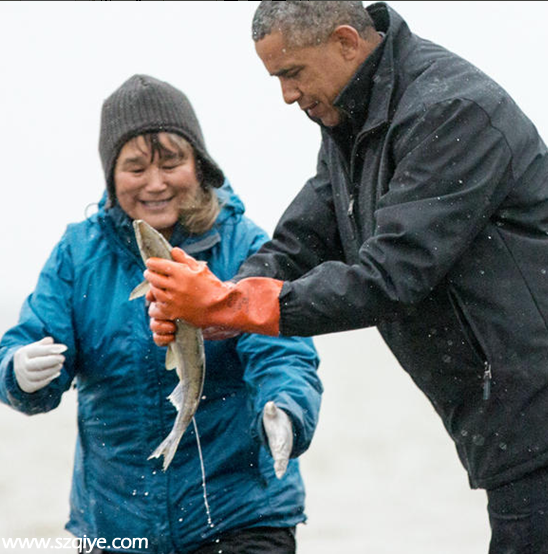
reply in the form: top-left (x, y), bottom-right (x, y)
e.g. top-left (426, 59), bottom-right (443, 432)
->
top-left (1, 1), bottom-right (547, 324)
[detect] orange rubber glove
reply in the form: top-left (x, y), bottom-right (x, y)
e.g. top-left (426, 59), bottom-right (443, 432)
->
top-left (144, 247), bottom-right (284, 337)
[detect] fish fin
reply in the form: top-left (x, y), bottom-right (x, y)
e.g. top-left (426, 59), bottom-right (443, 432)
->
top-left (168, 382), bottom-right (185, 411)
top-left (129, 280), bottom-right (150, 301)
top-left (165, 344), bottom-right (178, 370)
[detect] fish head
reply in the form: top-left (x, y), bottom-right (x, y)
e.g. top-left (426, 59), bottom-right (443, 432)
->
top-left (133, 219), bottom-right (173, 263)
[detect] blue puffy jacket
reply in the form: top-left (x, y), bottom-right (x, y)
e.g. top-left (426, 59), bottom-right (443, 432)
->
top-left (0, 181), bottom-right (322, 553)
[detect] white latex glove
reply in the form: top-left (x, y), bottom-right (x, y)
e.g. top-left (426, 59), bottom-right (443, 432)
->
top-left (262, 401), bottom-right (293, 479)
top-left (13, 337), bottom-right (67, 393)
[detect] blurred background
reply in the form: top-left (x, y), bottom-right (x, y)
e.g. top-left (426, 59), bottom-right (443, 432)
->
top-left (1, 2), bottom-right (547, 552)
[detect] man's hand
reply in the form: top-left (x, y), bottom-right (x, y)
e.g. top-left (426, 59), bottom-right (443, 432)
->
top-left (145, 247), bottom-right (283, 338)
top-left (145, 248), bottom-right (228, 324)
top-left (13, 337), bottom-right (67, 393)
top-left (263, 401), bottom-right (293, 479)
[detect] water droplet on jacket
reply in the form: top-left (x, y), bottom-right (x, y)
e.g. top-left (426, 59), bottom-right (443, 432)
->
top-left (472, 434), bottom-right (485, 446)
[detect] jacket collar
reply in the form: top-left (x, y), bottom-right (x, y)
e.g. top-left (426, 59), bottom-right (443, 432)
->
top-left (99, 179), bottom-right (244, 259)
top-left (325, 2), bottom-right (411, 137)
top-left (332, 28), bottom-right (386, 135)
top-left (99, 190), bottom-right (238, 263)
top-left (106, 204), bottom-right (222, 257)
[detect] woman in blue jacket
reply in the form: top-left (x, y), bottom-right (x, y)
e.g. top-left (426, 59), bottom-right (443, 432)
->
top-left (0, 74), bottom-right (322, 554)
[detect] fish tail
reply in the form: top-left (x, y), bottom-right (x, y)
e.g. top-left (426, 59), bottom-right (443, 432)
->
top-left (148, 431), bottom-right (182, 471)
top-left (148, 401), bottom-right (189, 470)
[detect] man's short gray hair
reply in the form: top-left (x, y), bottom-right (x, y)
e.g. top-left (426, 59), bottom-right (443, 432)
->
top-left (252, 1), bottom-right (374, 47)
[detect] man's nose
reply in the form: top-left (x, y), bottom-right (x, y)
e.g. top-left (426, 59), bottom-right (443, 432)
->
top-left (280, 80), bottom-right (300, 105)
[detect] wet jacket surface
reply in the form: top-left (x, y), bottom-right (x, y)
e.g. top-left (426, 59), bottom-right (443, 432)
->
top-left (0, 183), bottom-right (322, 553)
top-left (237, 2), bottom-right (548, 490)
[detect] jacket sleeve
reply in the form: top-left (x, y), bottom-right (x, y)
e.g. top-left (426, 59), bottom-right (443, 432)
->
top-left (233, 221), bottom-right (322, 458)
top-left (235, 142), bottom-right (346, 282)
top-left (238, 332), bottom-right (321, 458)
top-left (276, 99), bottom-right (516, 336)
top-left (0, 232), bottom-right (77, 414)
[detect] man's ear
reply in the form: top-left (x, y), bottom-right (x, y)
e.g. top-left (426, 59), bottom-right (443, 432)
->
top-left (330, 25), bottom-right (362, 60)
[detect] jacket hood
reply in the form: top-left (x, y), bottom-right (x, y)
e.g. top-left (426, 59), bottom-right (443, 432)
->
top-left (213, 179), bottom-right (245, 224)
top-left (97, 178), bottom-right (246, 259)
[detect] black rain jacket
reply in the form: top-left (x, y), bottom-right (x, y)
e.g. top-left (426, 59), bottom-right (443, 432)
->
top-left (238, 2), bottom-right (548, 490)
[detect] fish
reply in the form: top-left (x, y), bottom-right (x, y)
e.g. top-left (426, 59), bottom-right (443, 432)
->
top-left (129, 219), bottom-right (206, 470)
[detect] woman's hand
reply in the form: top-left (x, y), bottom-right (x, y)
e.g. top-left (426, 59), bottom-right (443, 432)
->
top-left (13, 337), bottom-right (67, 393)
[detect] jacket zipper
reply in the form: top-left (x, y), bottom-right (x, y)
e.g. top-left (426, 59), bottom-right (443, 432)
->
top-left (333, 122), bottom-right (384, 230)
top-left (347, 196), bottom-right (355, 216)
top-left (347, 126), bottom-right (385, 228)
top-left (334, 145), bottom-right (358, 232)
top-left (448, 288), bottom-right (493, 401)
top-left (482, 361), bottom-right (492, 401)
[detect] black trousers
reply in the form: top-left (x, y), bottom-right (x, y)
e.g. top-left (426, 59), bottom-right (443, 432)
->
top-left (189, 525), bottom-right (295, 554)
top-left (79, 525), bottom-right (296, 554)
top-left (487, 466), bottom-right (548, 554)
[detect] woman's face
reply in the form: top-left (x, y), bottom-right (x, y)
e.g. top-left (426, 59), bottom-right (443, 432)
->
top-left (114, 133), bottom-right (201, 238)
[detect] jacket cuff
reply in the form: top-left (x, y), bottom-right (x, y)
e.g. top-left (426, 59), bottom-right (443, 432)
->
top-left (0, 348), bottom-right (57, 414)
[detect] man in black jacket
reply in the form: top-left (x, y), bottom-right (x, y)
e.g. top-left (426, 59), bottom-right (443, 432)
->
top-left (145, 2), bottom-right (548, 551)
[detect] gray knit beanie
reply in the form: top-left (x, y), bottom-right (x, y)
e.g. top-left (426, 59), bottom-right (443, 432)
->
top-left (99, 74), bottom-right (224, 206)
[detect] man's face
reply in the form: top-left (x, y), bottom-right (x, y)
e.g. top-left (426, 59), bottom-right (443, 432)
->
top-left (255, 30), bottom-right (356, 127)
